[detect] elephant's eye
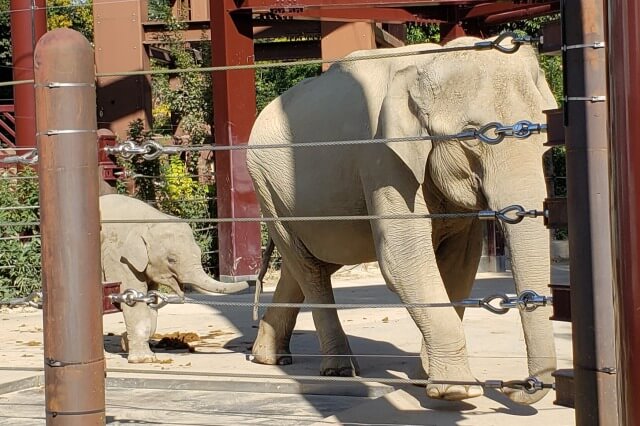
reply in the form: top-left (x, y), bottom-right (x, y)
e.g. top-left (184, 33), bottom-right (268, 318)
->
top-left (167, 256), bottom-right (178, 264)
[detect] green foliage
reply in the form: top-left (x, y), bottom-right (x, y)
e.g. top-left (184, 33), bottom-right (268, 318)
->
top-left (0, 167), bottom-right (41, 299)
top-left (155, 156), bottom-right (214, 269)
top-left (46, 0), bottom-right (94, 41)
top-left (256, 64), bottom-right (321, 112)
top-left (539, 55), bottom-right (563, 105)
top-left (406, 24), bottom-right (440, 44)
top-left (0, 0), bottom-right (94, 100)
top-left (0, 0), bottom-right (10, 67)
top-left (148, 0), bottom-right (171, 21)
top-left (0, 0), bottom-right (12, 101)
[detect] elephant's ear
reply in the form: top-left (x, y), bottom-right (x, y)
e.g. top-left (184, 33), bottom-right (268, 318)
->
top-left (376, 65), bottom-right (429, 184)
top-left (121, 227), bottom-right (149, 273)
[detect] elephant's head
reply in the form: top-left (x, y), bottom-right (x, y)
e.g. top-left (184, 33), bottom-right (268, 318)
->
top-left (121, 222), bottom-right (248, 295)
top-left (378, 37), bottom-right (557, 404)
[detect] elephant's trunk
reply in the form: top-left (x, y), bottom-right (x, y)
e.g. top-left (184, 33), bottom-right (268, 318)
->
top-left (488, 166), bottom-right (557, 404)
top-left (181, 267), bottom-right (249, 295)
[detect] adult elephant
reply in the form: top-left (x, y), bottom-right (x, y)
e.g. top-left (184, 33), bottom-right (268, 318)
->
top-left (100, 194), bottom-right (248, 363)
top-left (246, 36), bottom-right (557, 404)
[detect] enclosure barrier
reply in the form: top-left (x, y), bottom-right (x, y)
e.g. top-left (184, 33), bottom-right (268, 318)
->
top-left (0, 25), bottom-right (583, 424)
top-left (34, 29), bottom-right (105, 425)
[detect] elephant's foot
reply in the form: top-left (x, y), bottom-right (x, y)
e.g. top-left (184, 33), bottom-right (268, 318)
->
top-left (122, 332), bottom-right (157, 363)
top-left (252, 319), bottom-right (294, 365)
top-left (320, 355), bottom-right (360, 377)
top-left (127, 348), bottom-right (158, 364)
top-left (251, 345), bottom-right (293, 366)
top-left (426, 363), bottom-right (483, 401)
top-left (503, 387), bottom-right (549, 405)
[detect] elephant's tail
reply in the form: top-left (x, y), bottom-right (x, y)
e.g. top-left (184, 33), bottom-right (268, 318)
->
top-left (253, 237), bottom-right (275, 321)
top-left (258, 237), bottom-right (275, 284)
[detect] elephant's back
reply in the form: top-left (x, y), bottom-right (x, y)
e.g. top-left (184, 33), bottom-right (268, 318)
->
top-left (99, 194), bottom-right (172, 221)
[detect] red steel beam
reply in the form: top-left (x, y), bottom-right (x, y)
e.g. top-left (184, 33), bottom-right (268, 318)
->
top-left (210, 0), bottom-right (262, 282)
top-left (608, 0), bottom-right (640, 422)
top-left (275, 7), bottom-right (444, 23)
top-left (482, 3), bottom-right (558, 24)
top-left (9, 0), bottom-right (46, 149)
top-left (236, 0), bottom-right (480, 9)
top-left (462, 1), bottom-right (559, 19)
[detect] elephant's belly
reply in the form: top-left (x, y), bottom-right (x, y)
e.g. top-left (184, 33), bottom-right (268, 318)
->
top-left (292, 220), bottom-right (378, 265)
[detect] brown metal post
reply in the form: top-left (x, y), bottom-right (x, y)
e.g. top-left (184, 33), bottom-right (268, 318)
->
top-left (563, 0), bottom-right (619, 423)
top-left (35, 29), bottom-right (105, 425)
top-left (608, 0), bottom-right (640, 423)
top-left (93, 0), bottom-right (152, 138)
top-left (210, 0), bottom-right (262, 282)
top-left (9, 0), bottom-right (46, 149)
top-left (439, 23), bottom-right (466, 44)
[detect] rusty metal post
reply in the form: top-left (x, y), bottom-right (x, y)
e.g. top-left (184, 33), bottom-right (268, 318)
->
top-left (439, 23), bottom-right (466, 44)
top-left (35, 29), bottom-right (105, 425)
top-left (563, 0), bottom-right (619, 423)
top-left (9, 0), bottom-right (46, 149)
top-left (607, 0), bottom-right (640, 423)
top-left (210, 0), bottom-right (262, 282)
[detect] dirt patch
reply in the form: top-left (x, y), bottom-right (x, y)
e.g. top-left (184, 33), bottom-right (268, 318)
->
top-left (151, 332), bottom-right (200, 352)
top-left (200, 329), bottom-right (234, 340)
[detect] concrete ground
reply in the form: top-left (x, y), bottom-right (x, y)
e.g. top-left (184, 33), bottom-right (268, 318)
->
top-left (0, 264), bottom-right (574, 425)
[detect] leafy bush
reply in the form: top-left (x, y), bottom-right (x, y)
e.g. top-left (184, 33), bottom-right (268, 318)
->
top-left (256, 64), bottom-right (321, 112)
top-left (0, 167), bottom-right (41, 299)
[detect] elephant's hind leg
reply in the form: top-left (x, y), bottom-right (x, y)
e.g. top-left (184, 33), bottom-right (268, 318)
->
top-left (304, 263), bottom-right (359, 377)
top-left (253, 218), bottom-right (358, 376)
top-left (252, 264), bottom-right (303, 366)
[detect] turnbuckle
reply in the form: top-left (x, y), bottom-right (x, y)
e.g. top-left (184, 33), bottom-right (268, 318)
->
top-left (485, 377), bottom-right (552, 394)
top-left (108, 288), bottom-right (184, 309)
top-left (459, 291), bottom-right (552, 315)
top-left (474, 121), bottom-right (547, 145)
top-left (473, 32), bottom-right (540, 54)
top-left (478, 205), bottom-right (546, 225)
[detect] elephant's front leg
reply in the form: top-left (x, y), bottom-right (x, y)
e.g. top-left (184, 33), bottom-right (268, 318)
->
top-left (122, 302), bottom-right (158, 363)
top-left (413, 218), bottom-right (484, 379)
top-left (367, 186), bottom-right (482, 401)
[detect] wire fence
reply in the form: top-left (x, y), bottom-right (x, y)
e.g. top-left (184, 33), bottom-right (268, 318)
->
top-left (0, 32), bottom-right (535, 88)
top-left (0, 25), bottom-right (569, 410)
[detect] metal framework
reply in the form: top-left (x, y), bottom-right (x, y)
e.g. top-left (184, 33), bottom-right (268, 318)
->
top-left (11, 0), bottom-right (638, 423)
top-left (8, 0), bottom-right (46, 149)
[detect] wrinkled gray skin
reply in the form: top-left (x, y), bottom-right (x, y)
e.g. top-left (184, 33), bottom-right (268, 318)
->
top-left (247, 37), bottom-right (557, 404)
top-left (100, 194), bottom-right (248, 363)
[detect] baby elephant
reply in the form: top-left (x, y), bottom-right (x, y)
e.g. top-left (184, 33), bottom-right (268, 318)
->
top-left (100, 194), bottom-right (248, 363)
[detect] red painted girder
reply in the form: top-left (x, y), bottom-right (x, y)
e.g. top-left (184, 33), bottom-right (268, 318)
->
top-left (276, 7), bottom-right (446, 23)
top-left (211, 0), bottom-right (262, 281)
top-left (462, 0), bottom-right (558, 19)
top-left (482, 3), bottom-right (558, 24)
top-left (236, 0), bottom-right (484, 11)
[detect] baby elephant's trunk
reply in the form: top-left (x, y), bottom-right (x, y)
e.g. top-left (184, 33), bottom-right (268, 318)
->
top-left (183, 268), bottom-right (249, 294)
